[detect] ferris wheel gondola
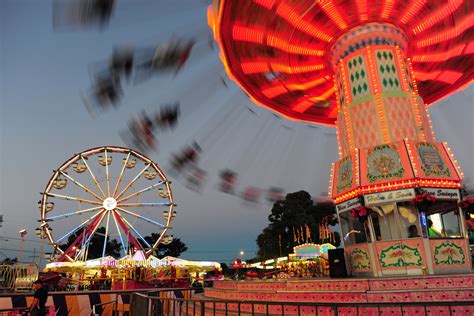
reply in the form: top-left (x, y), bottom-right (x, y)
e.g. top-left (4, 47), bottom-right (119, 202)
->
top-left (38, 146), bottom-right (176, 262)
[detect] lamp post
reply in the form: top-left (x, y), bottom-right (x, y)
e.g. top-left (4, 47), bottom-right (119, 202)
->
top-left (19, 229), bottom-right (27, 262)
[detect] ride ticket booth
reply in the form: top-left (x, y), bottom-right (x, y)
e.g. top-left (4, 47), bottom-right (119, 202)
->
top-left (330, 138), bottom-right (471, 278)
top-left (338, 187), bottom-right (471, 277)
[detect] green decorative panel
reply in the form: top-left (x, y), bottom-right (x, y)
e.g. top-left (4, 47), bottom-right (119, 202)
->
top-left (336, 156), bottom-right (353, 194)
top-left (347, 55), bottom-right (370, 100)
top-left (349, 248), bottom-right (371, 270)
top-left (366, 144), bottom-right (404, 183)
top-left (379, 244), bottom-right (423, 268)
top-left (434, 241), bottom-right (465, 265)
top-left (416, 142), bottom-right (451, 177)
top-left (376, 49), bottom-right (401, 92)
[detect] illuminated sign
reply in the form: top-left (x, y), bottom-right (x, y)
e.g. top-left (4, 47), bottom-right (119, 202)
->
top-left (364, 188), bottom-right (415, 205)
top-left (425, 188), bottom-right (460, 200)
top-left (294, 243), bottom-right (321, 258)
top-left (336, 197), bottom-right (362, 213)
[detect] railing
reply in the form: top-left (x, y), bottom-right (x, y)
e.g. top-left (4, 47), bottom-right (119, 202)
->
top-left (0, 307), bottom-right (50, 316)
top-left (130, 288), bottom-right (195, 315)
top-left (0, 307), bottom-right (28, 316)
top-left (92, 300), bottom-right (117, 315)
top-left (130, 292), bottom-right (474, 316)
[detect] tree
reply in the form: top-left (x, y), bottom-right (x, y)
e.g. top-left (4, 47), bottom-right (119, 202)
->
top-left (140, 233), bottom-right (188, 258)
top-left (256, 190), bottom-right (340, 260)
top-left (219, 262), bottom-right (231, 276)
top-left (59, 226), bottom-right (122, 259)
top-left (0, 257), bottom-right (18, 265)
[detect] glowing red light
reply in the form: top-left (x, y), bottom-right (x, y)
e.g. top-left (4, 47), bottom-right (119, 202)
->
top-left (232, 24), bottom-right (264, 44)
top-left (417, 13), bottom-right (474, 47)
top-left (319, 0), bottom-right (348, 30)
top-left (399, 0), bottom-right (426, 24)
top-left (275, 2), bottom-right (332, 42)
top-left (356, 0), bottom-right (368, 21)
top-left (412, 0), bottom-right (463, 35)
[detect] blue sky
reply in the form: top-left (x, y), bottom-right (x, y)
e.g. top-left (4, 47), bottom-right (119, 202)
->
top-left (0, 1), bottom-right (472, 265)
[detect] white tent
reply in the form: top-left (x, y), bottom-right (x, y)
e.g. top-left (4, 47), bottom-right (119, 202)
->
top-left (85, 256), bottom-right (116, 268)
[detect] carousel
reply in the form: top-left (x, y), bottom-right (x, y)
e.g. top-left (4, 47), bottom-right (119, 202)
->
top-left (42, 251), bottom-right (221, 291)
top-left (208, 0), bottom-right (473, 277)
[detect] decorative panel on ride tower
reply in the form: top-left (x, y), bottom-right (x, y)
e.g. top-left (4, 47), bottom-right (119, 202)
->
top-left (336, 112), bottom-right (350, 157)
top-left (374, 239), bottom-right (428, 273)
top-left (375, 49), bottom-right (402, 93)
top-left (359, 141), bottom-right (414, 189)
top-left (330, 150), bottom-right (360, 200)
top-left (429, 239), bottom-right (470, 273)
top-left (346, 54), bottom-right (371, 100)
top-left (418, 95), bottom-right (436, 143)
top-left (346, 244), bottom-right (372, 273)
top-left (406, 141), bottom-right (462, 183)
top-left (383, 96), bottom-right (419, 141)
top-left (348, 99), bottom-right (382, 149)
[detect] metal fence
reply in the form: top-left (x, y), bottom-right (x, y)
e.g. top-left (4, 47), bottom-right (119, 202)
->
top-left (130, 292), bottom-right (474, 316)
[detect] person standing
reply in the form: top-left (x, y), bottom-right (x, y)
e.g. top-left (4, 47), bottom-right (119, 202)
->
top-left (29, 280), bottom-right (48, 316)
top-left (427, 219), bottom-right (443, 238)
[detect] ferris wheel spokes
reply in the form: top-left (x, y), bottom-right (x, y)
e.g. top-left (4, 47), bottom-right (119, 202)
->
top-left (112, 211), bottom-right (127, 256)
top-left (119, 202), bottom-right (173, 207)
top-left (72, 211), bottom-right (108, 260)
top-left (56, 210), bottom-right (105, 243)
top-left (116, 206), bottom-right (165, 227)
top-left (112, 151), bottom-right (131, 197)
top-left (116, 180), bottom-right (166, 203)
top-left (80, 155), bottom-right (107, 198)
top-left (58, 170), bottom-right (103, 201)
top-left (115, 162), bottom-right (152, 199)
top-left (112, 210), bottom-right (146, 252)
top-left (105, 149), bottom-right (111, 197)
top-left (102, 211), bottom-right (111, 258)
top-left (60, 210), bottom-right (107, 261)
top-left (44, 192), bottom-right (102, 205)
top-left (116, 212), bottom-right (152, 248)
top-left (45, 205), bottom-right (103, 221)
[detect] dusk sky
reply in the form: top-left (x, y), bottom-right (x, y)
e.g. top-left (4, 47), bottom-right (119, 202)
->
top-left (0, 1), bottom-right (472, 265)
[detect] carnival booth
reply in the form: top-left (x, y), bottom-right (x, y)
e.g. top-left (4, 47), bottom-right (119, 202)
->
top-left (336, 183), bottom-right (470, 276)
top-left (244, 243), bottom-right (334, 279)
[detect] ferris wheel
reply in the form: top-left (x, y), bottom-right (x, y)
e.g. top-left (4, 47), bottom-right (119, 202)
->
top-left (39, 146), bottom-right (176, 262)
